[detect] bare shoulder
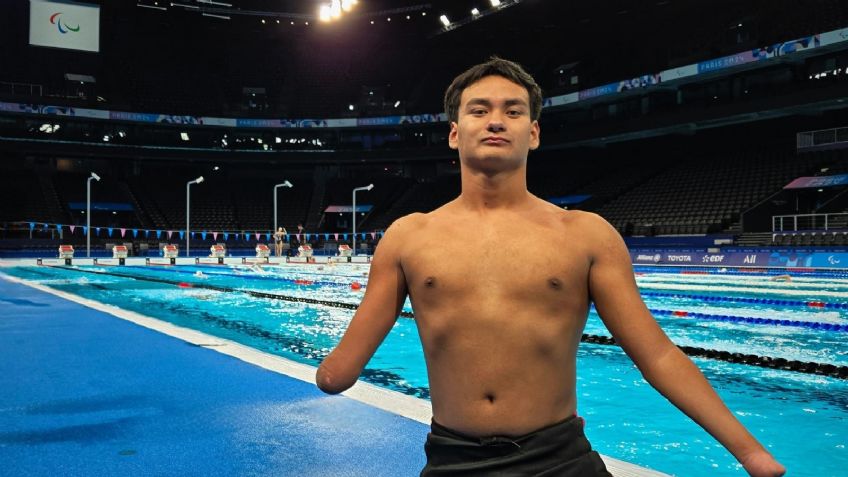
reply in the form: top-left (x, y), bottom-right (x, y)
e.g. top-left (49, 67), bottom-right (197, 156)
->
top-left (560, 210), bottom-right (624, 253)
top-left (386, 212), bottom-right (428, 237)
top-left (562, 210), bottom-right (613, 229)
top-left (378, 212), bottom-right (428, 251)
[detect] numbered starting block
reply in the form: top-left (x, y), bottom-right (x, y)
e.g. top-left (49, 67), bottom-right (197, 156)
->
top-left (289, 244), bottom-right (314, 263)
top-left (255, 243), bottom-right (270, 259)
top-left (209, 244), bottom-right (226, 264)
top-left (162, 244), bottom-right (179, 264)
top-left (112, 245), bottom-right (128, 265)
top-left (58, 244), bottom-right (74, 265)
top-left (337, 243), bottom-right (352, 262)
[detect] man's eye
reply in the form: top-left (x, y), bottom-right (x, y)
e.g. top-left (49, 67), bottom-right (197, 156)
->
top-left (471, 109), bottom-right (487, 115)
top-left (507, 110), bottom-right (523, 116)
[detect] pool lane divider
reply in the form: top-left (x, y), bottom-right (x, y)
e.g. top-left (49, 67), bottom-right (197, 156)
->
top-left (633, 265), bottom-right (848, 279)
top-left (640, 291), bottom-right (846, 309)
top-left (45, 265), bottom-right (848, 380)
top-left (581, 334), bottom-right (848, 380)
top-left (138, 265), bottom-right (364, 289)
top-left (647, 307), bottom-right (848, 332)
top-left (45, 265), bottom-right (407, 316)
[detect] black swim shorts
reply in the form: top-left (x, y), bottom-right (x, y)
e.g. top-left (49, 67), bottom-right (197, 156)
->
top-left (420, 416), bottom-right (612, 476)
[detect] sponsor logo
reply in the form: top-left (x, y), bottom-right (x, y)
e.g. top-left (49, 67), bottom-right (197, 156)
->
top-left (702, 255), bottom-right (725, 263)
top-left (667, 255), bottom-right (692, 262)
top-left (635, 254), bottom-right (662, 263)
top-left (828, 255), bottom-right (841, 265)
top-left (50, 13), bottom-right (80, 34)
top-left (743, 254), bottom-right (758, 264)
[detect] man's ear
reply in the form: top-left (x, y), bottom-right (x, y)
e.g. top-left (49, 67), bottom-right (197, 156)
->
top-left (448, 122), bottom-right (459, 150)
top-left (529, 120), bottom-right (540, 151)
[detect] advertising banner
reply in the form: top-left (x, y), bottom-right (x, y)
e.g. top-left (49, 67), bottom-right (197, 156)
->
top-left (784, 174), bottom-right (848, 189)
top-left (631, 250), bottom-right (848, 269)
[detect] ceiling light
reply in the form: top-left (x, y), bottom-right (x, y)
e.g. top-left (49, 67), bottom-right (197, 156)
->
top-left (471, 8), bottom-right (480, 16)
top-left (319, 5), bottom-right (331, 21)
top-left (439, 14), bottom-right (450, 27)
top-left (490, 0), bottom-right (501, 6)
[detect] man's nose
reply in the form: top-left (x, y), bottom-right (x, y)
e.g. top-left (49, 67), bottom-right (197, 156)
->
top-left (486, 120), bottom-right (505, 132)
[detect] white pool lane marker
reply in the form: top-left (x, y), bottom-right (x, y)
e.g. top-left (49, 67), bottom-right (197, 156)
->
top-left (1, 271), bottom-right (669, 477)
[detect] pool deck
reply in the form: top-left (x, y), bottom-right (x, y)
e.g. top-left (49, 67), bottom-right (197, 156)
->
top-left (0, 268), bottom-right (669, 477)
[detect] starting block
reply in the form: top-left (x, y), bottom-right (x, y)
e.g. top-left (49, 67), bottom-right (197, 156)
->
top-left (298, 244), bottom-right (314, 259)
top-left (336, 243), bottom-right (353, 263)
top-left (58, 244), bottom-right (74, 265)
top-left (162, 244), bottom-right (178, 265)
top-left (208, 244), bottom-right (226, 264)
top-left (112, 245), bottom-right (128, 265)
top-left (255, 243), bottom-right (270, 259)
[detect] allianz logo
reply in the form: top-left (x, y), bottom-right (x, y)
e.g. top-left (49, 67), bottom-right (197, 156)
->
top-left (636, 254), bottom-right (662, 262)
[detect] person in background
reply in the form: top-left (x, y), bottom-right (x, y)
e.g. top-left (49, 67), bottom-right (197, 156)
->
top-left (273, 226), bottom-right (286, 257)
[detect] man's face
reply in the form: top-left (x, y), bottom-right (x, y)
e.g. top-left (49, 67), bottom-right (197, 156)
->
top-left (448, 75), bottom-right (539, 172)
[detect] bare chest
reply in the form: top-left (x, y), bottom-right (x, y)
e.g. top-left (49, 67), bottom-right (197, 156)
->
top-left (402, 219), bottom-right (591, 306)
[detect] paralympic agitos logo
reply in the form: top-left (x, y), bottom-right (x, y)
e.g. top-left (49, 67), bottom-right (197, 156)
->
top-left (49, 12), bottom-right (80, 34)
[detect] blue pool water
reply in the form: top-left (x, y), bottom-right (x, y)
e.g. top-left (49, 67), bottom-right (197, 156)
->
top-left (3, 263), bottom-right (847, 477)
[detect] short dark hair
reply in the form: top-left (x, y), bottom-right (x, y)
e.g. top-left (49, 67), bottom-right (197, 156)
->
top-left (443, 56), bottom-right (543, 124)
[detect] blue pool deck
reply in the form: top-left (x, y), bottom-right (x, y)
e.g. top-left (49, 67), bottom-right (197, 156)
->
top-left (0, 270), bottom-right (667, 477)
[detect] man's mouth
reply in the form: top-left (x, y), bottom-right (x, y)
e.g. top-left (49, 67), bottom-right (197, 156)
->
top-left (482, 136), bottom-right (509, 144)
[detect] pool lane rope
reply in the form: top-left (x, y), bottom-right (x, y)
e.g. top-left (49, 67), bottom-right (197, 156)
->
top-left (639, 291), bottom-right (847, 310)
top-left (633, 265), bottom-right (848, 279)
top-left (46, 265), bottom-right (848, 380)
top-left (648, 307), bottom-right (848, 332)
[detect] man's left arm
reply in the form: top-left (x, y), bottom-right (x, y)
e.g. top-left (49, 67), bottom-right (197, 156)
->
top-left (583, 214), bottom-right (785, 477)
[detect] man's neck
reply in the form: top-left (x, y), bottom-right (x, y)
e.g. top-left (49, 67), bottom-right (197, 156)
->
top-left (457, 167), bottom-right (530, 211)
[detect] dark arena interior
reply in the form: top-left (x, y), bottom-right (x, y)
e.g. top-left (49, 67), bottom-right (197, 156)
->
top-left (2, 0), bottom-right (847, 256)
top-left (2, 1), bottom-right (848, 476)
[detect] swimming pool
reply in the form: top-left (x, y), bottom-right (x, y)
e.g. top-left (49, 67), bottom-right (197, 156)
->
top-left (3, 263), bottom-right (846, 476)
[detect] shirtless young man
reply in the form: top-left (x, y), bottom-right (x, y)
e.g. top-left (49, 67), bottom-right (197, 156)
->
top-left (316, 58), bottom-right (785, 477)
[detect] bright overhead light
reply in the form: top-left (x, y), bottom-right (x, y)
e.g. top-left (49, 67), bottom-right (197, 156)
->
top-left (490, 0), bottom-right (501, 6)
top-left (394, 100), bottom-right (401, 108)
top-left (341, 0), bottom-right (354, 12)
top-left (439, 14), bottom-right (450, 27)
top-left (348, 104), bottom-right (355, 111)
top-left (319, 5), bottom-right (331, 21)
top-left (180, 132), bottom-right (190, 141)
top-left (331, 0), bottom-right (342, 18)
top-left (471, 8), bottom-right (480, 16)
